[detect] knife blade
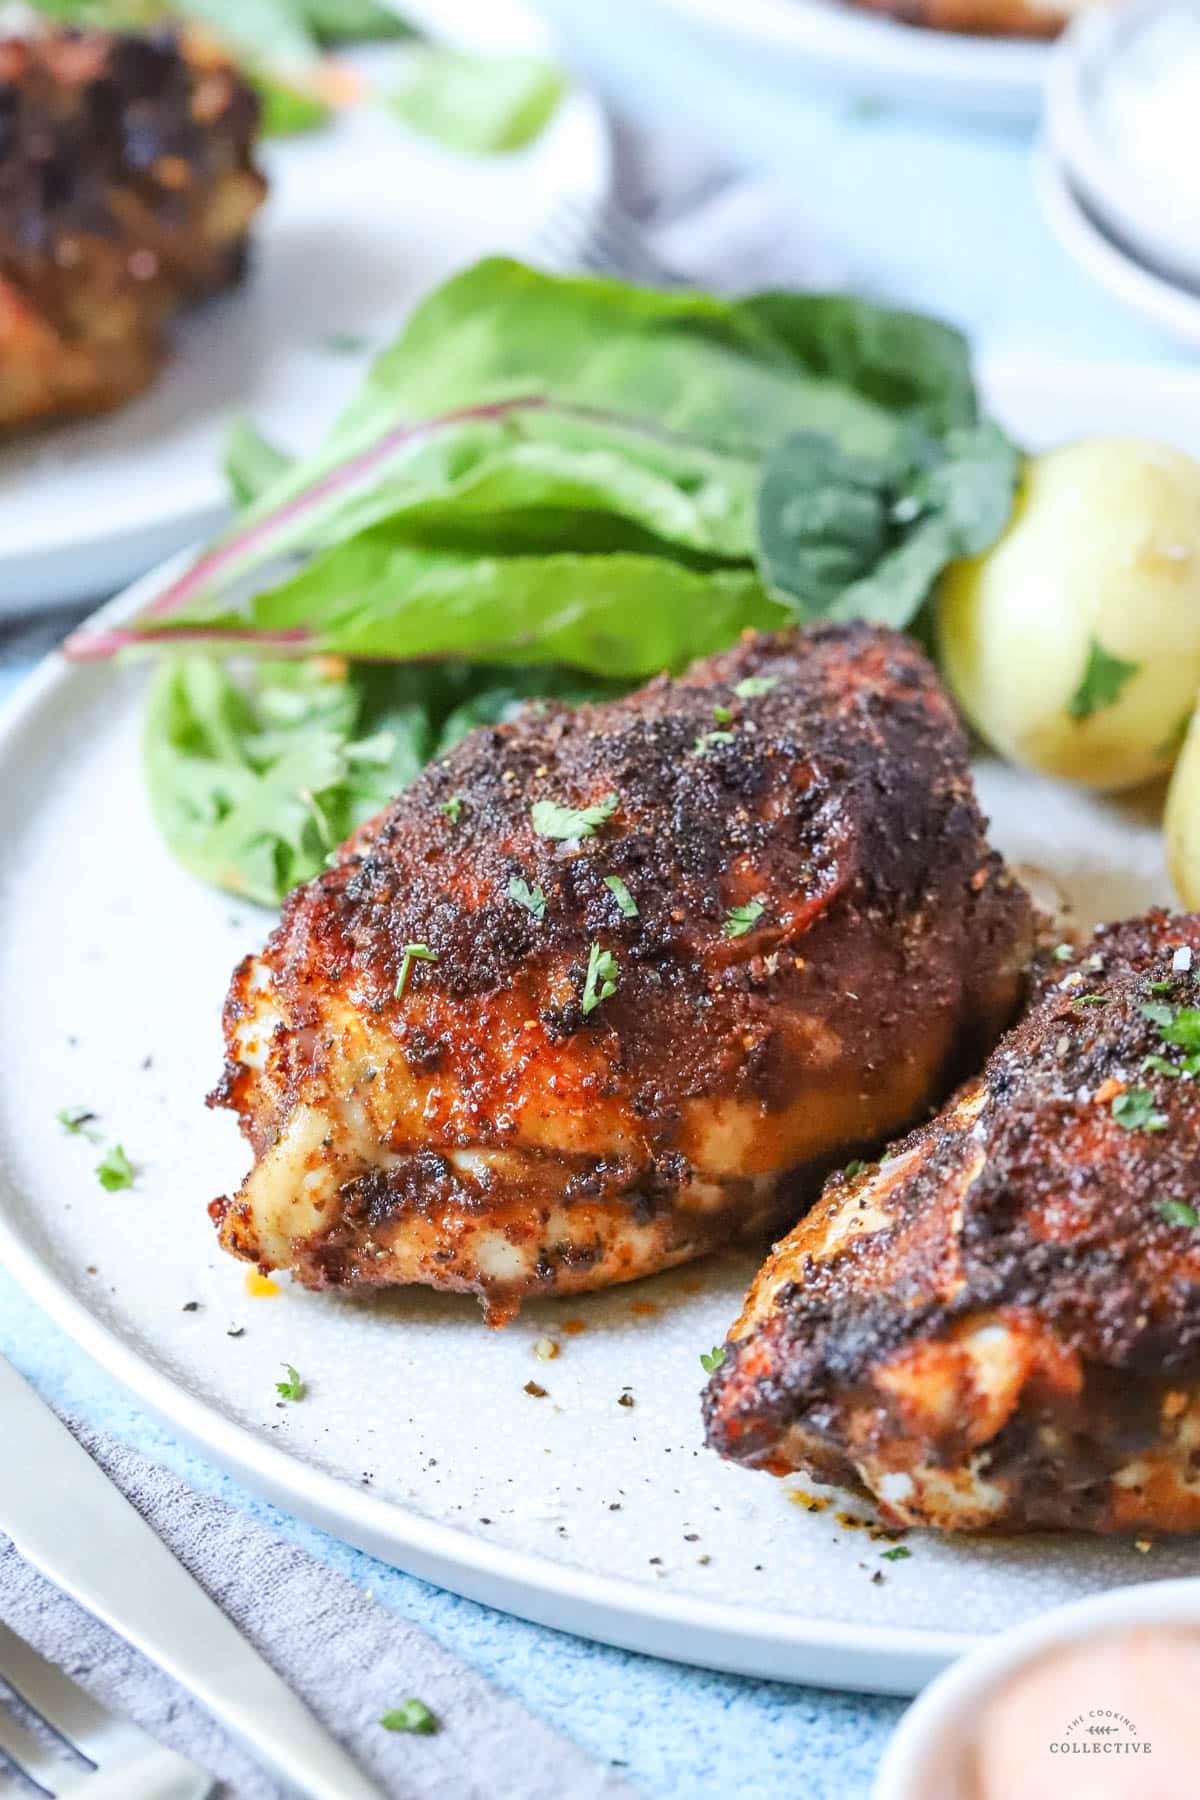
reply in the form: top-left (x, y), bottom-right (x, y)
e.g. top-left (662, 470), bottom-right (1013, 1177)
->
top-left (0, 1356), bottom-right (383, 1800)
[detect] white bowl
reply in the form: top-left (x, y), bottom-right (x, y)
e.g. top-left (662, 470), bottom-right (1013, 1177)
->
top-left (874, 1577), bottom-right (1200, 1799)
top-left (1034, 138), bottom-right (1200, 351)
top-left (1047, 0), bottom-right (1200, 291)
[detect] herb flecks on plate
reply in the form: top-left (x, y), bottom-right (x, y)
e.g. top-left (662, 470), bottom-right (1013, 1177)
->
top-left (57, 1106), bottom-right (100, 1142)
top-left (95, 1145), bottom-right (135, 1192)
top-left (276, 1363), bottom-right (306, 1401)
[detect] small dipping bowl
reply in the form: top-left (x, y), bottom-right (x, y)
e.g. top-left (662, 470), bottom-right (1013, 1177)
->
top-left (1046, 0), bottom-right (1200, 292)
top-left (874, 1577), bottom-right (1200, 1799)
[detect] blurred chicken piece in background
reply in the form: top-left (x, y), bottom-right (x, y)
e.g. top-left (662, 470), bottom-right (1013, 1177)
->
top-left (0, 25), bottom-right (265, 430)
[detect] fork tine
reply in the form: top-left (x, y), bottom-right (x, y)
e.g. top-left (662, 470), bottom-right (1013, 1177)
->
top-left (0, 1622), bottom-right (126, 1773)
top-left (0, 1693), bottom-right (93, 1795)
top-left (0, 1623), bottom-right (211, 1797)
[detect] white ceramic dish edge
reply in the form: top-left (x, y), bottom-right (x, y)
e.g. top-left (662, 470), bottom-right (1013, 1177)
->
top-left (1034, 140), bottom-right (1200, 352)
top-left (1047, 1), bottom-right (1200, 293)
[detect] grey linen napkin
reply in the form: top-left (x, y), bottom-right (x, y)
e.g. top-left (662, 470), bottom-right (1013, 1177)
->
top-left (0, 1420), bottom-right (636, 1800)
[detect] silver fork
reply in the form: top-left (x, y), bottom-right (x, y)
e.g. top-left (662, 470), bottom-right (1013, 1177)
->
top-left (529, 194), bottom-right (687, 287)
top-left (0, 1621), bottom-right (211, 1800)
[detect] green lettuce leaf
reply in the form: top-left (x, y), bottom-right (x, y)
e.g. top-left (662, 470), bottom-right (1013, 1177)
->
top-left (185, 549), bottom-right (781, 678)
top-left (755, 420), bottom-right (1019, 628)
top-left (144, 655), bottom-right (622, 905)
top-left (224, 419), bottom-right (292, 507)
top-left (87, 259), bottom-right (974, 670)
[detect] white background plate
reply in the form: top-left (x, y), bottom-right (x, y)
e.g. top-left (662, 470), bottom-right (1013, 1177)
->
top-left (0, 50), bottom-right (609, 615)
top-left (1, 355), bottom-right (1199, 1698)
top-left (1035, 142), bottom-right (1200, 354)
top-left (648, 0), bottom-right (1050, 120)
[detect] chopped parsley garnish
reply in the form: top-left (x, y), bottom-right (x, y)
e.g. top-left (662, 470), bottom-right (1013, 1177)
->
top-left (395, 943), bottom-right (437, 1000)
top-left (57, 1106), bottom-right (100, 1141)
top-left (438, 795), bottom-right (464, 825)
top-left (603, 875), bottom-right (638, 919)
top-left (1111, 1088), bottom-right (1168, 1133)
top-left (380, 1700), bottom-right (437, 1735)
top-left (1068, 637), bottom-right (1140, 721)
top-left (1141, 1000), bottom-right (1200, 1051)
top-left (508, 877), bottom-right (546, 920)
top-left (95, 1144), bottom-right (135, 1191)
top-left (531, 792), bottom-right (618, 840)
top-left (1052, 944), bottom-right (1075, 963)
top-left (724, 898), bottom-right (766, 939)
top-left (712, 704), bottom-right (733, 725)
top-left (843, 1159), bottom-right (866, 1180)
top-left (1159, 1008), bottom-right (1200, 1050)
top-left (275, 1363), bottom-right (306, 1401)
top-left (694, 729), bottom-right (734, 755)
top-left (1159, 1201), bottom-right (1200, 1229)
top-left (700, 1346), bottom-right (726, 1374)
top-left (880, 1545), bottom-right (911, 1562)
top-left (581, 942), bottom-right (618, 1015)
top-left (734, 675), bottom-right (778, 700)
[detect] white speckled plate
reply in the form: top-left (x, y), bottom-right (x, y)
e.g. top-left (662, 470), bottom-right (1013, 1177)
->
top-left (0, 46), bottom-right (609, 614)
top-left (2, 355), bottom-right (1200, 1698)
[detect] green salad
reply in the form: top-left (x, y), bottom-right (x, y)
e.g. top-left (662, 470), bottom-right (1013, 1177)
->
top-left (71, 258), bottom-right (1018, 906)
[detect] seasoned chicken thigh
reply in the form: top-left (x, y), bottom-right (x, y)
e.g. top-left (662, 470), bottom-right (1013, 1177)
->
top-left (210, 624), bottom-right (1032, 1321)
top-left (0, 28), bottom-right (265, 431)
top-left (706, 910), bottom-right (1200, 1532)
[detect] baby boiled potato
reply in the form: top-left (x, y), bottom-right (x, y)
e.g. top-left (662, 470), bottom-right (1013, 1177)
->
top-left (936, 435), bottom-right (1200, 792)
top-left (1167, 715), bottom-right (1200, 907)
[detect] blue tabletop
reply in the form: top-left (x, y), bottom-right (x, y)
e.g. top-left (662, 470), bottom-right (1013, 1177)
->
top-left (0, 34), bottom-right (1189, 1795)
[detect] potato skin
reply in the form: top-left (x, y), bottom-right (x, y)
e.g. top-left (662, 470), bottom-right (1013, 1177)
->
top-left (936, 437), bottom-right (1200, 793)
top-left (1167, 716), bottom-right (1200, 908)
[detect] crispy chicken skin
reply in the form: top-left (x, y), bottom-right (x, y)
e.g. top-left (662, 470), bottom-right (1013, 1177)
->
top-left (209, 624), bottom-right (1032, 1322)
top-left (0, 28), bottom-right (265, 431)
top-left (706, 910), bottom-right (1200, 1533)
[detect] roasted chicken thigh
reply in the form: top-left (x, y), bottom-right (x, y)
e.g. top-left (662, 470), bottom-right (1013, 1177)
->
top-left (0, 28), bottom-right (265, 431)
top-left (706, 909), bottom-right (1200, 1532)
top-left (210, 624), bottom-right (1032, 1321)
